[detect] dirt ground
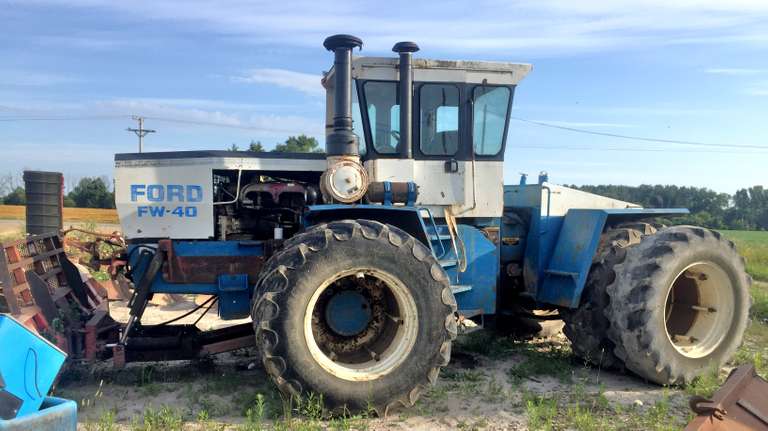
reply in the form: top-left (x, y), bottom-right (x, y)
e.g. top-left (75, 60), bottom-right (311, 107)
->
top-left (56, 298), bottom-right (695, 430)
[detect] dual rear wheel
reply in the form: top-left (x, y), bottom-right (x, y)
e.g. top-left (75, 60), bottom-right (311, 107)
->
top-left (563, 224), bottom-right (751, 384)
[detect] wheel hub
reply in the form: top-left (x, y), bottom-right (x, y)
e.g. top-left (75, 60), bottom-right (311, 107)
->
top-left (664, 261), bottom-right (735, 359)
top-left (324, 290), bottom-right (372, 336)
top-left (304, 268), bottom-right (418, 381)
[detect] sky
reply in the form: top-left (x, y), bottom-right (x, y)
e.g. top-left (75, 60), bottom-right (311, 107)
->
top-left (1, 0), bottom-right (767, 194)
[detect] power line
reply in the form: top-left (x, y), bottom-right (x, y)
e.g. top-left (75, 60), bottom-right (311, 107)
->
top-left (515, 145), bottom-right (768, 155)
top-left (1, 111), bottom-right (766, 152)
top-left (126, 116), bottom-right (155, 153)
top-left (0, 114), bottom-right (301, 134)
top-left (0, 115), bottom-right (129, 121)
top-left (510, 116), bottom-right (768, 150)
top-left (141, 116), bottom-right (300, 134)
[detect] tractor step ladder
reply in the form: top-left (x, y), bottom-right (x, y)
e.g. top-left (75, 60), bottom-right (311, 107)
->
top-left (451, 284), bottom-right (472, 294)
top-left (439, 258), bottom-right (458, 268)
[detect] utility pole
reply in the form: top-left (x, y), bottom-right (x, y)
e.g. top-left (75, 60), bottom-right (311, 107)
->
top-left (126, 116), bottom-right (156, 153)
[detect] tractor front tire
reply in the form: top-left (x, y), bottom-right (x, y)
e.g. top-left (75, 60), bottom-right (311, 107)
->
top-left (605, 226), bottom-right (751, 385)
top-left (251, 220), bottom-right (457, 415)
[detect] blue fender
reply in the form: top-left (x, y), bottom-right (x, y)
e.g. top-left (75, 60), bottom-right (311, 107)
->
top-left (536, 208), bottom-right (688, 308)
top-left (303, 204), bottom-right (431, 246)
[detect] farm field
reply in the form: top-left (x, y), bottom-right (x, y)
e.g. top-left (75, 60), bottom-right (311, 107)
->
top-left (721, 229), bottom-right (768, 282)
top-left (0, 204), bottom-right (120, 242)
top-left (0, 204), bottom-right (119, 224)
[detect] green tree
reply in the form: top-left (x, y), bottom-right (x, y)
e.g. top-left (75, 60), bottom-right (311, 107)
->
top-left (227, 143), bottom-right (240, 151)
top-left (248, 140), bottom-right (265, 152)
top-left (68, 177), bottom-right (115, 209)
top-left (273, 135), bottom-right (323, 153)
top-left (2, 187), bottom-right (25, 205)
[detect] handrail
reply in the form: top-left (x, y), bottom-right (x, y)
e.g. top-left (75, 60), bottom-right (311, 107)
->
top-left (420, 207), bottom-right (447, 259)
top-left (541, 185), bottom-right (552, 234)
top-left (444, 207), bottom-right (467, 273)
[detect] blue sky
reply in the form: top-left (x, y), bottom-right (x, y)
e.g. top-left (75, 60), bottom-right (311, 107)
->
top-left (1, 0), bottom-right (767, 194)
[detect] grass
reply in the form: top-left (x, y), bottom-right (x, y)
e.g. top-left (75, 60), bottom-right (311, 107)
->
top-left (507, 342), bottom-right (574, 385)
top-left (65, 228), bottom-right (768, 430)
top-left (522, 387), bottom-right (687, 431)
top-left (0, 204), bottom-right (119, 224)
top-left (721, 230), bottom-right (768, 282)
top-left (750, 281), bottom-right (768, 322)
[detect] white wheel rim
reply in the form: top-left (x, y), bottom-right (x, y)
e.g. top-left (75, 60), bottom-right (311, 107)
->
top-left (663, 261), bottom-right (735, 359)
top-left (303, 268), bottom-right (418, 382)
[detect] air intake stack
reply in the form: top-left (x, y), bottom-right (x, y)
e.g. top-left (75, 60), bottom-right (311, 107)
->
top-left (320, 34), bottom-right (369, 203)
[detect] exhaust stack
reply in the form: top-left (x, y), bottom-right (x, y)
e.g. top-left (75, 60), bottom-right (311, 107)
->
top-left (320, 34), bottom-right (368, 203)
top-left (323, 34), bottom-right (363, 156)
top-left (392, 41), bottom-right (419, 159)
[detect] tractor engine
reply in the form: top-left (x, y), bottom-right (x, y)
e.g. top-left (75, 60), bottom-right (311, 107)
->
top-left (212, 170), bottom-right (320, 241)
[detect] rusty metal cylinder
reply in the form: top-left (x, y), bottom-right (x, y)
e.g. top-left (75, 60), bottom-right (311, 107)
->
top-left (23, 171), bottom-right (63, 235)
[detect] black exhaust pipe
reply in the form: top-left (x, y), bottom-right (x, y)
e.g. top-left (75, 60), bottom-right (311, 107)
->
top-left (392, 41), bottom-right (419, 159)
top-left (323, 34), bottom-right (363, 157)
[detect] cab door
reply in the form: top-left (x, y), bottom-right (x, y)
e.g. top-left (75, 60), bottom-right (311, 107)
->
top-left (412, 82), bottom-right (467, 208)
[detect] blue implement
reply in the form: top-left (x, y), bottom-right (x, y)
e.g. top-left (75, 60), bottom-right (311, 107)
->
top-left (0, 315), bottom-right (67, 419)
top-left (0, 397), bottom-right (77, 431)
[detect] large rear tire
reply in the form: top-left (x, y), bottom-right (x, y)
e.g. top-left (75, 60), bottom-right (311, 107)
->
top-left (562, 224), bottom-right (655, 369)
top-left (605, 226), bottom-right (751, 384)
top-left (251, 220), bottom-right (457, 414)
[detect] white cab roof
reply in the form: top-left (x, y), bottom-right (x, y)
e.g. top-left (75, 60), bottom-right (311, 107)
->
top-left (324, 56), bottom-right (532, 86)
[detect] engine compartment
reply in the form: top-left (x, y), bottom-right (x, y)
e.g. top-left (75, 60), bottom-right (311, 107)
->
top-left (212, 169), bottom-right (322, 241)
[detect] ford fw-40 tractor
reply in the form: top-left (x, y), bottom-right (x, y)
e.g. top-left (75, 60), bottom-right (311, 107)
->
top-left (113, 34), bottom-right (751, 414)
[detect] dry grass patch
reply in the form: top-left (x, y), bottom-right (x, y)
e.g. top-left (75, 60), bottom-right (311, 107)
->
top-left (0, 204), bottom-right (118, 224)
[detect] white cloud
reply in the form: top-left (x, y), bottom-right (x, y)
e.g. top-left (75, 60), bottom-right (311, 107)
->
top-left (526, 120), bottom-right (637, 129)
top-left (746, 81), bottom-right (768, 96)
top-left (232, 69), bottom-right (324, 97)
top-left (33, 34), bottom-right (130, 50)
top-left (0, 70), bottom-right (75, 86)
top-left (706, 68), bottom-right (766, 76)
top-left (18, 0), bottom-right (768, 56)
top-left (0, 96), bottom-right (324, 135)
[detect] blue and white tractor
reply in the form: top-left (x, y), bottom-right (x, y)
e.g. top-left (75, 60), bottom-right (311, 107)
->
top-left (113, 34), bottom-right (751, 414)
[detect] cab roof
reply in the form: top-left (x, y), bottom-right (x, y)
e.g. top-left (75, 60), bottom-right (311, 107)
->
top-left (324, 56), bottom-right (532, 86)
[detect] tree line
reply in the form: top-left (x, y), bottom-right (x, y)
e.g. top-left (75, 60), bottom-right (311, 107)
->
top-left (2, 133), bottom-right (764, 229)
top-left (572, 184), bottom-right (768, 230)
top-left (227, 134), bottom-right (322, 153)
top-left (0, 135), bottom-right (323, 209)
top-left (0, 176), bottom-right (115, 209)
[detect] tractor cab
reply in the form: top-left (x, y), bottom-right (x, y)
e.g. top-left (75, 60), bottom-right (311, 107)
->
top-left (324, 51), bottom-right (531, 217)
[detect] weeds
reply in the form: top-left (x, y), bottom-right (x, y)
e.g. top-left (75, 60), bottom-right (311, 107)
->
top-left (83, 409), bottom-right (117, 431)
top-left (508, 342), bottom-right (574, 385)
top-left (131, 406), bottom-right (183, 431)
top-left (751, 282), bottom-right (768, 322)
top-left (524, 392), bottom-right (558, 431)
top-left (684, 365), bottom-right (721, 398)
top-left (454, 331), bottom-right (521, 359)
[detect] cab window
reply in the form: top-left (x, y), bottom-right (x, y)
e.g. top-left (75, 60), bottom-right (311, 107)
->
top-left (473, 86), bottom-right (510, 156)
top-left (419, 84), bottom-right (459, 156)
top-left (352, 81), bottom-right (366, 156)
top-left (362, 81), bottom-right (399, 154)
